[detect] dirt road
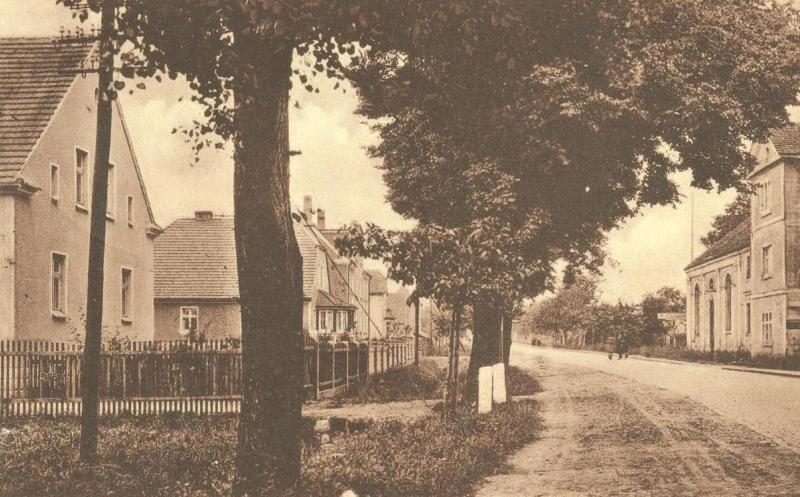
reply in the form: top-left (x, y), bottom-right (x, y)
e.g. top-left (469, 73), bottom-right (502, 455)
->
top-left (477, 350), bottom-right (800, 497)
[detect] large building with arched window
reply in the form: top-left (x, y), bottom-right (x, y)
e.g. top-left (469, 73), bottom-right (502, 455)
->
top-left (685, 126), bottom-right (800, 356)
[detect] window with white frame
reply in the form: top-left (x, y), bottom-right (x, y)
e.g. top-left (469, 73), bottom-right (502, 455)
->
top-left (126, 195), bottom-right (134, 226)
top-left (121, 268), bottom-right (132, 321)
top-left (317, 310), bottom-right (334, 331)
top-left (760, 181), bottom-right (772, 214)
top-left (106, 163), bottom-right (116, 218)
top-left (75, 148), bottom-right (88, 207)
top-left (337, 311), bottom-right (347, 332)
top-left (761, 312), bottom-right (773, 343)
top-left (52, 253), bottom-right (67, 314)
top-left (50, 163), bottom-right (59, 201)
top-left (762, 245), bottom-right (772, 278)
top-left (179, 306), bottom-right (198, 335)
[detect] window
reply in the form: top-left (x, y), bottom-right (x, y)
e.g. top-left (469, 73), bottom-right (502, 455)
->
top-left (762, 245), bottom-right (772, 278)
top-left (121, 268), bottom-right (132, 321)
top-left (745, 255), bottom-right (751, 280)
top-left (759, 181), bottom-right (772, 215)
top-left (180, 306), bottom-right (198, 335)
top-left (724, 275), bottom-right (732, 332)
top-left (75, 148), bottom-right (88, 207)
top-left (106, 163), bottom-right (116, 218)
top-left (317, 310), bottom-right (334, 331)
top-left (762, 312), bottom-right (773, 343)
top-left (50, 164), bottom-right (59, 201)
top-left (126, 195), bottom-right (134, 226)
top-left (51, 253), bottom-right (67, 315)
top-left (746, 303), bottom-right (751, 336)
top-left (336, 311), bottom-right (347, 332)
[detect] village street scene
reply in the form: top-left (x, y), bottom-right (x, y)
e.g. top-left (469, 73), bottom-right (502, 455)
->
top-left (1, 1), bottom-right (800, 496)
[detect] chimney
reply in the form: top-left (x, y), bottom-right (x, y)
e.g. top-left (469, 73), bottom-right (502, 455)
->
top-left (317, 209), bottom-right (326, 230)
top-left (303, 195), bottom-right (313, 223)
top-left (195, 210), bottom-right (213, 221)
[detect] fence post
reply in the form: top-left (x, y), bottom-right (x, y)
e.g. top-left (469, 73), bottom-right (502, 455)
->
top-left (345, 342), bottom-right (350, 389)
top-left (331, 343), bottom-right (336, 390)
top-left (315, 338), bottom-right (320, 399)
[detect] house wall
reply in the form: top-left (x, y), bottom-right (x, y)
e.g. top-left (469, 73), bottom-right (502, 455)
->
top-left (687, 250), bottom-right (749, 353)
top-left (12, 74), bottom-right (156, 342)
top-left (368, 293), bottom-right (385, 339)
top-left (0, 196), bottom-right (14, 340)
top-left (154, 302), bottom-right (241, 341)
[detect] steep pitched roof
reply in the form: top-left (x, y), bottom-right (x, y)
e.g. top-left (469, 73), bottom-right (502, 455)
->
top-left (154, 216), bottom-right (239, 300)
top-left (0, 38), bottom-right (92, 182)
top-left (155, 215), bottom-right (321, 300)
top-left (316, 289), bottom-right (356, 309)
top-left (768, 125), bottom-right (800, 157)
top-left (685, 221), bottom-right (750, 271)
top-left (366, 270), bottom-right (388, 295)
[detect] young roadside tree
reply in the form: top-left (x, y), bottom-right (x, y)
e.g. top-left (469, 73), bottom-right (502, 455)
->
top-left (349, 0), bottom-right (800, 399)
top-left (533, 276), bottom-right (599, 348)
top-left (639, 287), bottom-right (686, 346)
top-left (701, 192), bottom-right (753, 248)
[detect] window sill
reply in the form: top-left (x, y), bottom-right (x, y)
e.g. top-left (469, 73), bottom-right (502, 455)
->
top-left (761, 210), bottom-right (772, 218)
top-left (75, 204), bottom-right (88, 213)
top-left (762, 343), bottom-right (773, 348)
top-left (762, 274), bottom-right (772, 281)
top-left (106, 214), bottom-right (115, 222)
top-left (51, 197), bottom-right (59, 205)
top-left (51, 310), bottom-right (67, 321)
top-left (121, 317), bottom-right (133, 325)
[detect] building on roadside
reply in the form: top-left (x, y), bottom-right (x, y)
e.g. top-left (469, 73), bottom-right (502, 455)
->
top-left (153, 200), bottom-right (368, 341)
top-left (685, 125), bottom-right (800, 356)
top-left (365, 270), bottom-right (388, 340)
top-left (0, 38), bottom-right (161, 341)
top-left (657, 312), bottom-right (687, 347)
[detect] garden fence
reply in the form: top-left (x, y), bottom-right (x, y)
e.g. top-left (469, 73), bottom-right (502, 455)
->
top-left (0, 337), bottom-right (414, 418)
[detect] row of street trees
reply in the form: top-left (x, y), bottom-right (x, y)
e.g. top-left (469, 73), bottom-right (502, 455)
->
top-left (522, 277), bottom-right (685, 349)
top-left (58, 0), bottom-right (800, 495)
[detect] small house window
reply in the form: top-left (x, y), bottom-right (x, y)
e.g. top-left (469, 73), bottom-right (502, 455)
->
top-left (724, 275), bottom-right (732, 332)
top-left (50, 164), bottom-right (59, 201)
top-left (52, 253), bottom-right (67, 315)
top-left (762, 245), bottom-right (772, 278)
top-left (760, 181), bottom-right (772, 214)
top-left (745, 255), bottom-right (751, 280)
top-left (317, 310), bottom-right (334, 331)
top-left (762, 312), bottom-right (773, 343)
top-left (127, 195), bottom-right (134, 226)
top-left (106, 163), bottom-right (116, 218)
top-left (121, 268), bottom-right (132, 321)
top-left (75, 148), bottom-right (88, 207)
top-left (180, 306), bottom-right (198, 335)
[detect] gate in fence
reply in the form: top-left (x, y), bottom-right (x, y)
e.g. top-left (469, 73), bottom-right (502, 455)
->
top-left (0, 337), bottom-right (414, 418)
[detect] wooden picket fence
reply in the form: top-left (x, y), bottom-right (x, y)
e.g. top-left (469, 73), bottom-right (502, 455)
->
top-left (0, 337), bottom-right (414, 418)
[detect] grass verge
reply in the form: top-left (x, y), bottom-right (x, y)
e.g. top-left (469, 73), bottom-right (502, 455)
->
top-left (0, 368), bottom-right (541, 497)
top-left (632, 345), bottom-right (800, 371)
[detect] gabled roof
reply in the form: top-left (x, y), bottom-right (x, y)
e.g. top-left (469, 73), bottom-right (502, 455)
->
top-left (768, 125), bottom-right (800, 157)
top-left (366, 270), bottom-right (388, 295)
top-left (155, 214), bottom-right (322, 300)
top-left (0, 38), bottom-right (92, 183)
top-left (685, 221), bottom-right (750, 271)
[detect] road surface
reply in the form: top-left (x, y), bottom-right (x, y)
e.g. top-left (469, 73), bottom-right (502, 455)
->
top-left (476, 345), bottom-right (800, 497)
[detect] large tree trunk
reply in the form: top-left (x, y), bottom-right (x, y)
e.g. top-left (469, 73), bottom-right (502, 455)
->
top-left (502, 312), bottom-right (512, 368)
top-left (232, 40), bottom-right (304, 497)
top-left (465, 301), bottom-right (502, 403)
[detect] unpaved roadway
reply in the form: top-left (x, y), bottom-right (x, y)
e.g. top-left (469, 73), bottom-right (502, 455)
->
top-left (476, 345), bottom-right (800, 497)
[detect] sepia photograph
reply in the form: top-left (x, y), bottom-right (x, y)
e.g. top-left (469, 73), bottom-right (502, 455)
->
top-left (0, 1), bottom-right (799, 496)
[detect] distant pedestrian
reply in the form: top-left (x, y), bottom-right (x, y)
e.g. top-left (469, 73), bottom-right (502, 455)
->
top-left (615, 335), bottom-right (626, 360)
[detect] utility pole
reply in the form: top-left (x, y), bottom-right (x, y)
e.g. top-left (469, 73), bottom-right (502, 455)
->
top-left (77, 0), bottom-right (115, 464)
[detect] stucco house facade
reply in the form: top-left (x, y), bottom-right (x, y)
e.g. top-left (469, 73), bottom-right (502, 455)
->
top-left (0, 38), bottom-right (160, 342)
top-left (153, 202), bottom-right (368, 341)
top-left (685, 126), bottom-right (800, 356)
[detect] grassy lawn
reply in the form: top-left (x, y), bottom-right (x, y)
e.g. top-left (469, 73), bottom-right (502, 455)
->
top-left (0, 365), bottom-right (541, 497)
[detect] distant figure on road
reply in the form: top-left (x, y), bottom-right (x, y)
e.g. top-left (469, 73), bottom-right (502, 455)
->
top-left (615, 334), bottom-right (627, 360)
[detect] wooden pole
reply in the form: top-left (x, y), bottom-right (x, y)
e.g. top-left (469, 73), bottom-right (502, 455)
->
top-left (414, 299), bottom-right (420, 366)
top-left (80, 0), bottom-right (115, 464)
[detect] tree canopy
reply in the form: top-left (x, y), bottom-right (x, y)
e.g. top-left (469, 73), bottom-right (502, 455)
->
top-left (701, 191), bottom-right (752, 248)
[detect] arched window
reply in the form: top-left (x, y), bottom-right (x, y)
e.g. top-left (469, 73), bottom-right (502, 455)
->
top-left (694, 284), bottom-right (701, 336)
top-left (724, 275), bottom-right (732, 331)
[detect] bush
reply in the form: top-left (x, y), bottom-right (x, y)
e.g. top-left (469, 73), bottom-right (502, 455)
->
top-left (342, 360), bottom-right (444, 403)
top-left (633, 345), bottom-right (800, 371)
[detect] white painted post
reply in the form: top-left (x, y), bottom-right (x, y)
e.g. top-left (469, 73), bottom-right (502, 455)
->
top-left (492, 362), bottom-right (507, 404)
top-left (478, 366), bottom-right (493, 414)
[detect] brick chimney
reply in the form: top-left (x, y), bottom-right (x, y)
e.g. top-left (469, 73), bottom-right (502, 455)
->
top-left (317, 209), bottom-right (326, 230)
top-left (303, 195), bottom-right (313, 223)
top-left (194, 211), bottom-right (213, 221)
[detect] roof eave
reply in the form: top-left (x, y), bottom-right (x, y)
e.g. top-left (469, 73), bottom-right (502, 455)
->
top-left (0, 179), bottom-right (40, 197)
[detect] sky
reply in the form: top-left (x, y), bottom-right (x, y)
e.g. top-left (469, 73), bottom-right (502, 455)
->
top-left (1, 0), bottom-right (777, 303)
